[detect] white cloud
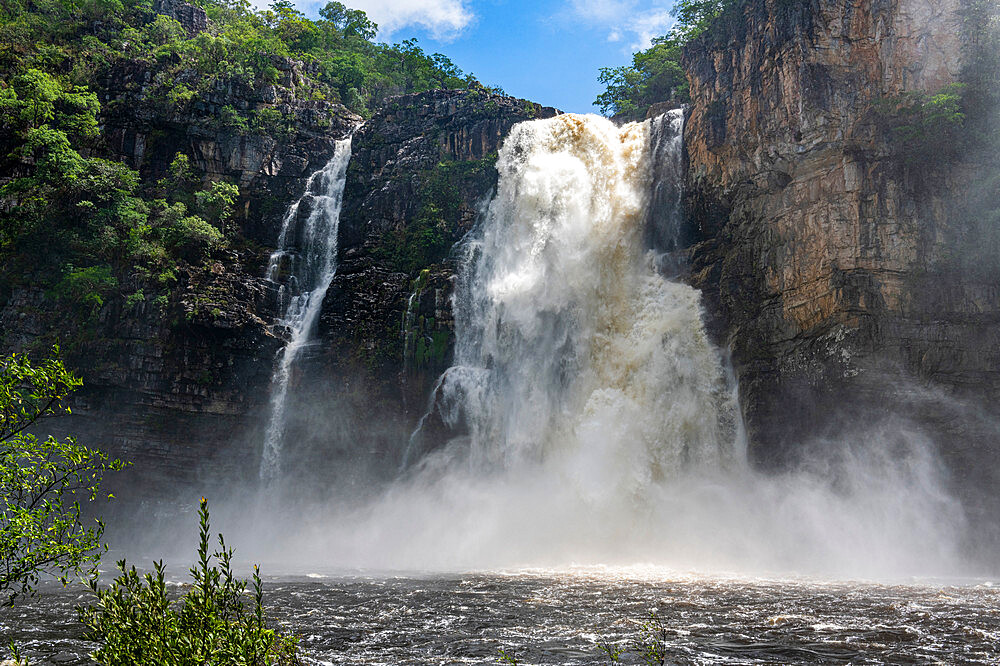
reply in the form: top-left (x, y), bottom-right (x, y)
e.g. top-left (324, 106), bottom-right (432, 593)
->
top-left (626, 8), bottom-right (674, 49)
top-left (569, 0), bottom-right (631, 23)
top-left (293, 0), bottom-right (475, 40)
top-left (565, 0), bottom-right (675, 51)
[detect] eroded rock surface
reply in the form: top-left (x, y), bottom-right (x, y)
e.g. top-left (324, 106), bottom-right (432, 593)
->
top-left (681, 0), bottom-right (1000, 532)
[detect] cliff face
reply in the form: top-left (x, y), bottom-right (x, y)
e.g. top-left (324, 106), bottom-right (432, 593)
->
top-left (98, 57), bottom-right (361, 243)
top-left (0, 47), bottom-right (359, 496)
top-left (682, 0), bottom-right (1000, 523)
top-left (1, 68), bottom-right (550, 497)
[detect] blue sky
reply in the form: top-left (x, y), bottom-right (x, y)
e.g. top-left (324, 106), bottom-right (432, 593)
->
top-left (271, 0), bottom-right (679, 113)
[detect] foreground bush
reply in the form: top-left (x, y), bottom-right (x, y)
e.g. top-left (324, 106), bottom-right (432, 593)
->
top-left (0, 350), bottom-right (123, 606)
top-left (79, 499), bottom-right (299, 666)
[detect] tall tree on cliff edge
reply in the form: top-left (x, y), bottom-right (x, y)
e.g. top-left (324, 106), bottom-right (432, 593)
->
top-left (595, 0), bottom-right (741, 119)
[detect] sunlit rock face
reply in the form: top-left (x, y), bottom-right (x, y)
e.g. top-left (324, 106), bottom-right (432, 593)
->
top-left (681, 0), bottom-right (1000, 535)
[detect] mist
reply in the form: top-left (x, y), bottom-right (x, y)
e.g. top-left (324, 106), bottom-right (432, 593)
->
top-left (141, 111), bottom-right (987, 583)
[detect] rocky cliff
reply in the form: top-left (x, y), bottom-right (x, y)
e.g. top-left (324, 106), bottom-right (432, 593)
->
top-left (681, 0), bottom-right (1000, 533)
top-left (0, 30), bottom-right (360, 498)
top-left (1, 26), bottom-right (552, 497)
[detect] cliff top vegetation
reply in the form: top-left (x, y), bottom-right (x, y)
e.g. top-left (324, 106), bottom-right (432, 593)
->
top-left (595, 0), bottom-right (741, 119)
top-left (0, 0), bottom-right (486, 340)
top-left (0, 0), bottom-right (476, 117)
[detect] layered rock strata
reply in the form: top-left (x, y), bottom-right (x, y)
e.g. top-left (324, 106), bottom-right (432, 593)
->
top-left (1, 54), bottom-right (359, 497)
top-left (681, 0), bottom-right (1000, 535)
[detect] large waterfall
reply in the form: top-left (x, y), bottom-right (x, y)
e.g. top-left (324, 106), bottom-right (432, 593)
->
top-left (430, 111), bottom-right (739, 487)
top-left (260, 138), bottom-right (352, 482)
top-left (275, 114), bottom-right (965, 577)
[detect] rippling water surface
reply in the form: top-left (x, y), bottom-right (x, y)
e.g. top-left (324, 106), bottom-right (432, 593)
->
top-left (3, 568), bottom-right (999, 665)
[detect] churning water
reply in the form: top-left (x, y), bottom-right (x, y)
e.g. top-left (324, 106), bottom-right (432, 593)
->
top-left (6, 571), bottom-right (1000, 664)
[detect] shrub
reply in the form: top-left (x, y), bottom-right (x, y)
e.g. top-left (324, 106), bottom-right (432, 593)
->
top-left (50, 264), bottom-right (118, 312)
top-left (598, 613), bottom-right (670, 665)
top-left (0, 350), bottom-right (124, 606)
top-left (155, 201), bottom-right (224, 260)
top-left (79, 498), bottom-right (300, 666)
top-left (878, 83), bottom-right (967, 171)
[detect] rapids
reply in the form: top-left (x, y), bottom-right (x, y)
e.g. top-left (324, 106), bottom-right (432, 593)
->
top-left (7, 572), bottom-right (1000, 664)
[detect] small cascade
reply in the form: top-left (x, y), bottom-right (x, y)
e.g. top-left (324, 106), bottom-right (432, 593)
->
top-left (400, 290), bottom-right (418, 371)
top-left (260, 138), bottom-right (352, 482)
top-left (647, 108), bottom-right (688, 274)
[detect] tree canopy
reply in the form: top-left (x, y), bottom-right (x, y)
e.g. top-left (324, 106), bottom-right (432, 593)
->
top-left (0, 0), bottom-right (484, 326)
top-left (594, 0), bottom-right (741, 118)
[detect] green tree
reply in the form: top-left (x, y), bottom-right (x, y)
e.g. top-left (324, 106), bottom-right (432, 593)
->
top-left (670, 0), bottom-right (737, 42)
top-left (0, 350), bottom-right (124, 606)
top-left (0, 69), bottom-right (99, 140)
top-left (595, 38), bottom-right (688, 118)
top-left (318, 1), bottom-right (377, 40)
top-left (594, 0), bottom-right (739, 118)
top-left (80, 498), bottom-right (300, 665)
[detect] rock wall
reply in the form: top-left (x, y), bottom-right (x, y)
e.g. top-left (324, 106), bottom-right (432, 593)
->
top-left (98, 58), bottom-right (361, 243)
top-left (0, 78), bottom-right (551, 500)
top-left (1, 51), bottom-right (360, 497)
top-left (681, 0), bottom-right (1000, 531)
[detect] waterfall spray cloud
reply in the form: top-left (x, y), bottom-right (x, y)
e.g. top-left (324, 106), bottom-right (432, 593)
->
top-left (244, 113), bottom-right (971, 579)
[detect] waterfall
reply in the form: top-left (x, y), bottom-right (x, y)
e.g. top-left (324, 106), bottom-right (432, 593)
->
top-left (275, 113), bottom-right (964, 576)
top-left (436, 111), bottom-right (738, 484)
top-left (260, 138), bottom-right (352, 482)
top-left (648, 110), bottom-right (688, 273)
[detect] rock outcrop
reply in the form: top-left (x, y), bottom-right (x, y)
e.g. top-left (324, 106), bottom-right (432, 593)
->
top-left (681, 0), bottom-right (1000, 532)
top-left (152, 0), bottom-right (208, 36)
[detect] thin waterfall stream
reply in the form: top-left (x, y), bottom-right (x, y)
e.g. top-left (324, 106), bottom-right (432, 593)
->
top-left (260, 137), bottom-right (352, 482)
